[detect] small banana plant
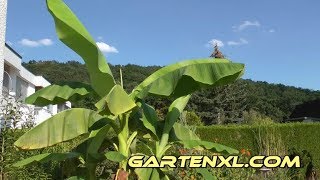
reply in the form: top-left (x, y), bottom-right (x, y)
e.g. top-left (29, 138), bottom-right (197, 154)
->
top-left (13, 0), bottom-right (245, 179)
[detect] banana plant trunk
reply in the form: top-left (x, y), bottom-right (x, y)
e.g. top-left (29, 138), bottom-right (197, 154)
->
top-left (117, 113), bottom-right (131, 172)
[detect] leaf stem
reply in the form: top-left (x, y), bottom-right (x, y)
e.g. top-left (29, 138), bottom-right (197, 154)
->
top-left (117, 113), bottom-right (130, 171)
top-left (120, 66), bottom-right (123, 88)
top-left (157, 133), bottom-right (169, 159)
top-left (86, 163), bottom-right (97, 180)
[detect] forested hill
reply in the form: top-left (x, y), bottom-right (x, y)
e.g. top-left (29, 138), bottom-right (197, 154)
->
top-left (23, 60), bottom-right (320, 124)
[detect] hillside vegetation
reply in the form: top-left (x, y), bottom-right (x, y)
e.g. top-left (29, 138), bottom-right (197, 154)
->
top-left (23, 60), bottom-right (320, 124)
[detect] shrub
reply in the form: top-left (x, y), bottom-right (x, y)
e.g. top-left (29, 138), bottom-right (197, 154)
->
top-left (242, 109), bottom-right (274, 125)
top-left (0, 95), bottom-right (57, 179)
top-left (196, 122), bottom-right (320, 174)
top-left (180, 111), bottom-right (203, 126)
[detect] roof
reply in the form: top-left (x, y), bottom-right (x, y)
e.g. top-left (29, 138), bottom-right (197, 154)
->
top-left (290, 99), bottom-right (320, 118)
top-left (284, 117), bottom-right (320, 122)
top-left (4, 44), bottom-right (51, 87)
top-left (5, 43), bottom-right (22, 59)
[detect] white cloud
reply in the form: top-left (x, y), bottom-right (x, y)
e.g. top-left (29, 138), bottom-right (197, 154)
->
top-left (19, 39), bottom-right (39, 47)
top-left (227, 38), bottom-right (248, 46)
top-left (19, 38), bottom-right (53, 47)
top-left (269, 29), bottom-right (275, 33)
top-left (233, 20), bottom-right (260, 31)
top-left (38, 39), bottom-right (53, 46)
top-left (96, 42), bottom-right (119, 53)
top-left (208, 39), bottom-right (224, 47)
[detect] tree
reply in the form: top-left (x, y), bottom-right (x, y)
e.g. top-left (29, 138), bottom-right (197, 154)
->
top-left (190, 80), bottom-right (248, 124)
top-left (189, 47), bottom-right (247, 124)
top-left (210, 44), bottom-right (225, 59)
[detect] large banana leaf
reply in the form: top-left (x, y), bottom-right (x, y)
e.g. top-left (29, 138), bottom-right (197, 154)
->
top-left (25, 82), bottom-right (93, 106)
top-left (170, 123), bottom-right (199, 141)
top-left (156, 96), bottom-right (191, 157)
top-left (163, 95), bottom-right (190, 134)
top-left (14, 108), bottom-right (108, 149)
top-left (171, 123), bottom-right (239, 154)
top-left (131, 59), bottom-right (244, 99)
top-left (13, 152), bottom-right (80, 167)
top-left (87, 125), bottom-right (111, 155)
top-left (47, 0), bottom-right (115, 97)
top-left (95, 85), bottom-right (136, 115)
top-left (138, 96), bottom-right (191, 145)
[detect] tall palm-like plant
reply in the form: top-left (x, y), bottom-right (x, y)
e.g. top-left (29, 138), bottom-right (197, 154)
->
top-left (14, 0), bottom-right (245, 179)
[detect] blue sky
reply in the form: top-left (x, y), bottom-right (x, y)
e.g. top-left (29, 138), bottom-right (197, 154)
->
top-left (5, 0), bottom-right (320, 90)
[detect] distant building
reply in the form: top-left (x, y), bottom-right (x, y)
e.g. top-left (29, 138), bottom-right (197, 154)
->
top-left (284, 117), bottom-right (320, 123)
top-left (1, 43), bottom-right (71, 125)
top-left (1, 1), bottom-right (70, 127)
top-left (284, 99), bottom-right (320, 123)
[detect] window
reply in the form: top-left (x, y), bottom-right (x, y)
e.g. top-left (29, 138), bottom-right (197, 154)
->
top-left (58, 104), bottom-right (70, 113)
top-left (2, 64), bottom-right (11, 94)
top-left (16, 77), bottom-right (28, 100)
top-left (2, 72), bottom-right (10, 94)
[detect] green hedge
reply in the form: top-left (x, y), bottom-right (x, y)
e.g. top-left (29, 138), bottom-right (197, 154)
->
top-left (6, 123), bottom-right (320, 178)
top-left (196, 122), bottom-right (320, 170)
top-left (2, 130), bottom-right (82, 179)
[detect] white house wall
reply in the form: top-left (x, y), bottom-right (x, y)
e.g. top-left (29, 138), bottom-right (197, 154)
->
top-left (34, 107), bottom-right (52, 125)
top-left (0, 0), bottom-right (8, 93)
top-left (65, 101), bottom-right (71, 108)
top-left (7, 64), bottom-right (17, 93)
top-left (0, 0), bottom-right (68, 126)
top-left (34, 75), bottom-right (51, 87)
top-left (1, 45), bottom-right (71, 125)
top-left (4, 46), bottom-right (22, 70)
top-left (26, 83), bottom-right (35, 97)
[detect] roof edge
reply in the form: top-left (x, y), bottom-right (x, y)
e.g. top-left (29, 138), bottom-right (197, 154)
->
top-left (5, 43), bottom-right (22, 59)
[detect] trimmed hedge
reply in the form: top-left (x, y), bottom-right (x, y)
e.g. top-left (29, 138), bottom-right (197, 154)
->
top-left (196, 122), bottom-right (320, 170)
top-left (6, 123), bottom-right (320, 178)
top-left (2, 130), bottom-right (83, 179)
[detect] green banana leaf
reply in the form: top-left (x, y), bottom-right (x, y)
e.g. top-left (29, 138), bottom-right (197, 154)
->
top-left (163, 95), bottom-right (191, 134)
top-left (13, 152), bottom-right (80, 167)
top-left (138, 95), bottom-right (190, 144)
top-left (95, 85), bottom-right (136, 115)
top-left (170, 122), bottom-right (200, 141)
top-left (135, 168), bottom-right (169, 180)
top-left (140, 101), bottom-right (160, 140)
top-left (171, 123), bottom-right (239, 154)
top-left (135, 168), bottom-right (153, 180)
top-left (47, 0), bottom-right (115, 97)
top-left (14, 108), bottom-right (107, 149)
top-left (136, 140), bottom-right (155, 155)
top-left (25, 82), bottom-right (93, 106)
top-left (131, 59), bottom-right (244, 99)
top-left (139, 95), bottom-right (191, 154)
top-left (104, 151), bottom-right (126, 162)
top-left (179, 140), bottom-right (239, 154)
top-left (87, 125), bottom-right (111, 155)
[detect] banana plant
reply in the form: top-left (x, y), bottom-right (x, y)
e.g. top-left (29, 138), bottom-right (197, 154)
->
top-left (13, 0), bottom-right (245, 179)
top-left (132, 96), bottom-right (239, 179)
